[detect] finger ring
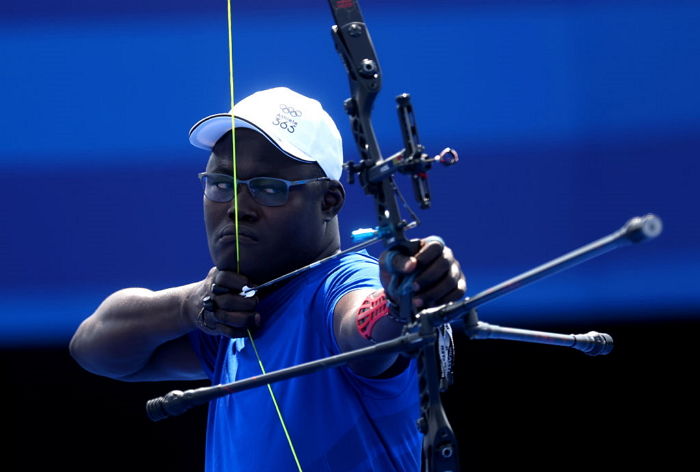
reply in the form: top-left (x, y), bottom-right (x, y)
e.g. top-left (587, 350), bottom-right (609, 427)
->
top-left (198, 296), bottom-right (217, 330)
top-left (202, 295), bottom-right (215, 311)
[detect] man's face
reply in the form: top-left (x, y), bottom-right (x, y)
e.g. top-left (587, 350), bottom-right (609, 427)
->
top-left (204, 128), bottom-right (331, 285)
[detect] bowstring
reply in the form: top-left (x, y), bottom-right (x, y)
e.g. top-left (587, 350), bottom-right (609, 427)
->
top-left (227, 0), bottom-right (240, 269)
top-left (226, 2), bottom-right (303, 470)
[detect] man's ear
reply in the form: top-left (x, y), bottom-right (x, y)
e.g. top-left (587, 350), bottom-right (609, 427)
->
top-left (321, 180), bottom-right (345, 220)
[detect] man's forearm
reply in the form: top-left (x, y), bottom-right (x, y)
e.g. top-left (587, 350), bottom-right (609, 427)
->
top-left (335, 289), bottom-right (407, 378)
top-left (69, 283), bottom-right (199, 379)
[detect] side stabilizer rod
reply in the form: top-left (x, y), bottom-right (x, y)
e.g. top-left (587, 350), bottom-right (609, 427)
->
top-left (465, 321), bottom-right (613, 356)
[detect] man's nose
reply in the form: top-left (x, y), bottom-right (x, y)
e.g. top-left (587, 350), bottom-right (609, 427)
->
top-left (227, 183), bottom-right (259, 222)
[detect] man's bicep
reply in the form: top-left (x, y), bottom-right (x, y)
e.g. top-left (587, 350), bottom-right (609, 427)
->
top-left (118, 335), bottom-right (207, 382)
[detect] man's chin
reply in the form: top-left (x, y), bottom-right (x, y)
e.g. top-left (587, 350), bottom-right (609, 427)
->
top-left (213, 245), bottom-right (313, 286)
top-left (212, 250), bottom-right (238, 272)
top-left (214, 255), bottom-right (274, 285)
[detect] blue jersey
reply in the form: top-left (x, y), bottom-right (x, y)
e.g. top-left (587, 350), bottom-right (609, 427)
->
top-left (189, 251), bottom-right (421, 471)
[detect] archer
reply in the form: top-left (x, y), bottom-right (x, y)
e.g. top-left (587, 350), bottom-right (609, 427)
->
top-left (69, 86), bottom-right (467, 471)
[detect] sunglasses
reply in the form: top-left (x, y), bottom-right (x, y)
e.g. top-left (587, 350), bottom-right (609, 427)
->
top-left (198, 172), bottom-right (330, 207)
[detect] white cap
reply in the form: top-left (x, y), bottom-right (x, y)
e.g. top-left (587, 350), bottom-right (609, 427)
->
top-left (189, 87), bottom-right (343, 180)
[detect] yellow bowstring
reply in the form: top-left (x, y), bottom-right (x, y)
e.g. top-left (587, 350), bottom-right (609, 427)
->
top-left (226, 2), bottom-right (302, 470)
top-left (246, 329), bottom-right (304, 472)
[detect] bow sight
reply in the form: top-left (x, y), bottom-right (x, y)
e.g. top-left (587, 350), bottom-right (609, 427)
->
top-left (344, 92), bottom-right (459, 210)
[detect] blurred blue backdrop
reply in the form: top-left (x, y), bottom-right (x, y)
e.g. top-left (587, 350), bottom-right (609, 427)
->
top-left (1, 0), bottom-right (698, 345)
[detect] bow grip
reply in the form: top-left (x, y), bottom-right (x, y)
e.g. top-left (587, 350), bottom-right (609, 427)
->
top-left (384, 238), bottom-right (421, 323)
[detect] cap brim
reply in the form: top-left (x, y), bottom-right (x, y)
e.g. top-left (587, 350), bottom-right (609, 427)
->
top-left (188, 114), bottom-right (312, 165)
top-left (189, 114), bottom-right (252, 150)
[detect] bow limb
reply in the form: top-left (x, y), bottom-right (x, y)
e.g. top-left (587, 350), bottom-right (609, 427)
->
top-left (327, 1), bottom-right (460, 470)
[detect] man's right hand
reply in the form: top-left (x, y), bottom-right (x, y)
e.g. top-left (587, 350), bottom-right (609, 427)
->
top-left (189, 267), bottom-right (260, 338)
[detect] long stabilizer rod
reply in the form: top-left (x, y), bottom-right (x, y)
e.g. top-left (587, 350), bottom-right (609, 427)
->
top-left (429, 214), bottom-right (662, 327)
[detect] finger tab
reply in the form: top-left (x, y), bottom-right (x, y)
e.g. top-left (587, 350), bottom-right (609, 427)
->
top-left (211, 283), bottom-right (229, 295)
top-left (214, 270), bottom-right (249, 290)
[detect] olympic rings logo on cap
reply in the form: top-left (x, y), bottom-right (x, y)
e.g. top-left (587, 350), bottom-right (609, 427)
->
top-left (280, 104), bottom-right (302, 117)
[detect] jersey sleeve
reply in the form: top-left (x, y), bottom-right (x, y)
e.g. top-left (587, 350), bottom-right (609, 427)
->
top-left (319, 251), bottom-right (416, 399)
top-left (321, 251), bottom-right (383, 317)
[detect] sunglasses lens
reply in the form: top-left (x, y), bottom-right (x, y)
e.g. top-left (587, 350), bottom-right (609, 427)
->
top-left (203, 175), bottom-right (233, 203)
top-left (200, 174), bottom-right (293, 206)
top-left (249, 178), bottom-right (288, 206)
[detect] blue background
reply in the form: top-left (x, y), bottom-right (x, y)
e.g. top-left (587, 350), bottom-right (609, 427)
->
top-left (1, 0), bottom-right (698, 346)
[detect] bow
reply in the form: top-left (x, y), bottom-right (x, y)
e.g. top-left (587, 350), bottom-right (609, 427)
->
top-left (327, 1), bottom-right (460, 469)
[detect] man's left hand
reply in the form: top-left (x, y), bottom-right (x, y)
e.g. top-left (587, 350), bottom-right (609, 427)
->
top-left (378, 236), bottom-right (467, 310)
